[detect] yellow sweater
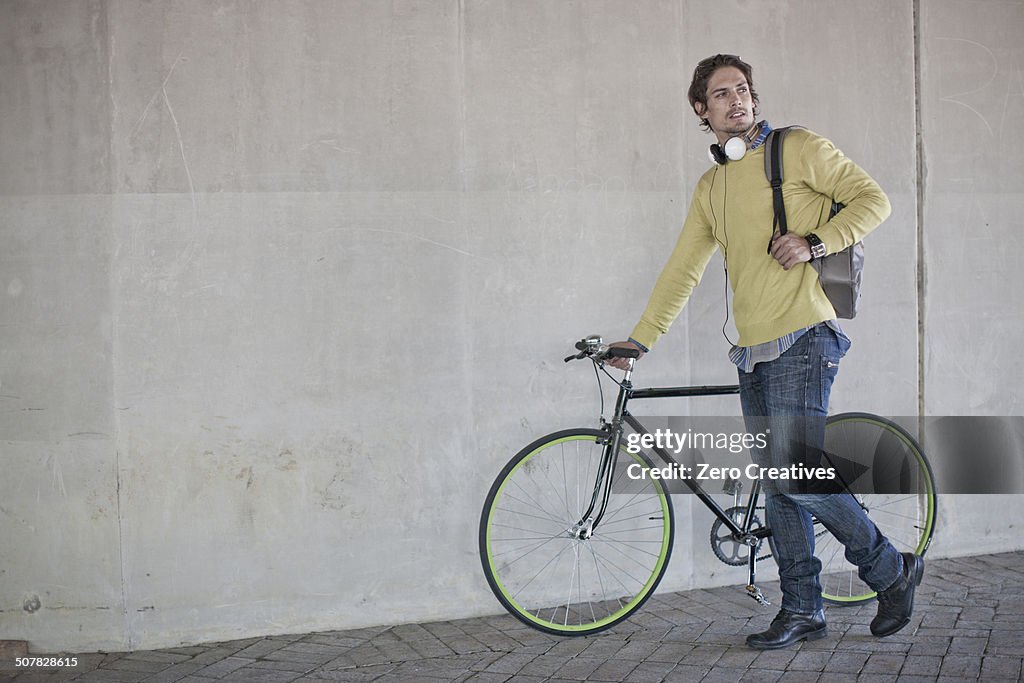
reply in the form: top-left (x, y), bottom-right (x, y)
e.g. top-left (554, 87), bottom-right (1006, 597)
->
top-left (630, 128), bottom-right (891, 349)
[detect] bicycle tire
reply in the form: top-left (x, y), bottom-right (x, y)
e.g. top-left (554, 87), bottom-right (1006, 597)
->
top-left (479, 428), bottom-right (674, 635)
top-left (818, 413), bottom-right (938, 605)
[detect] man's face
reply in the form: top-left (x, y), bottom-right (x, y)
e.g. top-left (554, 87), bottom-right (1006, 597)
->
top-left (695, 66), bottom-right (755, 141)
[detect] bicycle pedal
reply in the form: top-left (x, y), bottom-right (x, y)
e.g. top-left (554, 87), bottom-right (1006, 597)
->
top-left (745, 584), bottom-right (771, 606)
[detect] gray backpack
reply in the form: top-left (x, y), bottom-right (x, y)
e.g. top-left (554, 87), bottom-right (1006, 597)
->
top-left (764, 127), bottom-right (865, 319)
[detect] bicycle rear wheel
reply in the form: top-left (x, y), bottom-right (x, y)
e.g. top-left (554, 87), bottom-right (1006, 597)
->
top-left (818, 413), bottom-right (938, 605)
top-left (479, 428), bottom-right (674, 635)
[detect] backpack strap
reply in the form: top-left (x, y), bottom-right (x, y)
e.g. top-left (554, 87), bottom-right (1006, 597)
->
top-left (764, 126), bottom-right (800, 239)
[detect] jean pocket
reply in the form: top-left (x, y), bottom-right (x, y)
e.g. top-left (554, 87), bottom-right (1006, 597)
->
top-left (829, 325), bottom-right (852, 358)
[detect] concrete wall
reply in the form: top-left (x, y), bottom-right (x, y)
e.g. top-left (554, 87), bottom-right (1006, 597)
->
top-left (1, 0), bottom-right (1021, 652)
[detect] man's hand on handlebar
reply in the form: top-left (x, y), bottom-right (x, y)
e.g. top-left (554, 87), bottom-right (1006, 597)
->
top-left (606, 340), bottom-right (646, 371)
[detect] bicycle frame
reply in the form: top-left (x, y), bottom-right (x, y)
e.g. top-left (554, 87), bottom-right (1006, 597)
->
top-left (576, 358), bottom-right (774, 604)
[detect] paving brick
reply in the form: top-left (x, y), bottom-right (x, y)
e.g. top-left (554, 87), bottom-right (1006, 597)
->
top-left (614, 641), bottom-right (660, 660)
top-left (184, 647), bottom-right (245, 667)
top-left (193, 656), bottom-right (255, 678)
top-left (124, 651), bottom-right (194, 665)
top-left (541, 638), bottom-right (591, 658)
top-left (459, 674), bottom-right (512, 683)
top-left (587, 658), bottom-right (639, 681)
top-left (898, 654), bottom-right (942, 676)
top-left (662, 663), bottom-right (711, 681)
top-left (64, 670), bottom-right (149, 683)
top-left (622, 659), bottom-right (676, 683)
top-left (816, 673), bottom-right (858, 683)
top-left (439, 636), bottom-right (491, 656)
top-left (218, 667), bottom-right (303, 683)
top-left (141, 659), bottom-right (212, 683)
top-left (388, 624), bottom-right (436, 642)
top-left (980, 655), bottom-right (1024, 680)
top-left (948, 635), bottom-right (988, 655)
top-left (516, 654), bottom-right (572, 678)
top-left (905, 635), bottom-right (952, 656)
top-left (739, 670), bottom-right (784, 683)
top-left (646, 643), bottom-right (693, 664)
top-left (678, 644), bottom-right (726, 667)
top-left (263, 648), bottom-right (336, 667)
top-left (787, 650), bottom-right (831, 672)
top-left (391, 656), bottom-right (493, 680)
top-left (660, 624), bottom-right (709, 642)
top-left (249, 658), bottom-right (321, 674)
top-left (937, 654), bottom-right (982, 679)
top-left (482, 652), bottom-right (537, 676)
top-left (407, 639), bottom-right (456, 659)
top-left (299, 663), bottom-right (397, 681)
top-left (468, 633), bottom-right (522, 653)
top-left (752, 648), bottom-right (798, 671)
top-left (697, 666), bottom-right (749, 683)
top-left (775, 670), bottom-right (821, 683)
top-left (550, 655), bottom-right (605, 680)
top-left (822, 651), bottom-right (870, 673)
top-left (580, 636), bottom-right (626, 659)
top-left (862, 653), bottom-right (905, 674)
top-left (105, 657), bottom-right (173, 674)
top-left (366, 642), bottom-right (420, 663)
top-left (714, 647), bottom-right (759, 669)
top-left (340, 646), bottom-right (389, 667)
top-left (856, 675), bottom-right (896, 683)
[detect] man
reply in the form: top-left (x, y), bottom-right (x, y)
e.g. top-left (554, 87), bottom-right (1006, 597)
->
top-left (608, 54), bottom-right (924, 650)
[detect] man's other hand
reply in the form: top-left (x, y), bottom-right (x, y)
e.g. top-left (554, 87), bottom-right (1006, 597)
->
top-left (770, 233), bottom-right (812, 270)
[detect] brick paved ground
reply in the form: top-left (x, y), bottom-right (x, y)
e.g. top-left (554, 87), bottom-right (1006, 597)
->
top-left (1, 551), bottom-right (1021, 682)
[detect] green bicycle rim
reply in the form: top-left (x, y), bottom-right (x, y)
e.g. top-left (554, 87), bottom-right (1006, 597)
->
top-left (483, 433), bottom-right (673, 634)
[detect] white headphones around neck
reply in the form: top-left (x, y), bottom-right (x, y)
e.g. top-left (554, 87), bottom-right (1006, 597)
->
top-left (708, 136), bottom-right (748, 165)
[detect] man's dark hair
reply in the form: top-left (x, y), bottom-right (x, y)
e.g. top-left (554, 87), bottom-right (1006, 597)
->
top-left (687, 54), bottom-right (760, 132)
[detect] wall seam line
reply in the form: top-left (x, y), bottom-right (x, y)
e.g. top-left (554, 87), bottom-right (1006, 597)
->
top-left (913, 0), bottom-right (926, 421)
top-left (101, 0), bottom-right (132, 651)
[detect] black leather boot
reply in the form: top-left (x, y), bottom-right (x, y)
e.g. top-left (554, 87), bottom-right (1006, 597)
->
top-left (745, 608), bottom-right (827, 650)
top-left (871, 552), bottom-right (925, 637)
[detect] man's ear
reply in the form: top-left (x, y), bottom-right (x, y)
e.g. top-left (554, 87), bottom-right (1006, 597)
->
top-left (693, 101), bottom-right (706, 118)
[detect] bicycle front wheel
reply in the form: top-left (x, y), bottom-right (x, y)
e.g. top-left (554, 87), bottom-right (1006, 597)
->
top-left (818, 413), bottom-right (938, 605)
top-left (479, 428), bottom-right (674, 636)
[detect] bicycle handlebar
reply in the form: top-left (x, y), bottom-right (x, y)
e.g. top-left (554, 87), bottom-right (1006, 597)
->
top-left (563, 336), bottom-right (641, 363)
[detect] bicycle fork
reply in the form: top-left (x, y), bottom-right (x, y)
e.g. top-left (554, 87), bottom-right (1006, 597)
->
top-left (571, 428), bottom-right (623, 540)
top-left (571, 366), bottom-right (635, 540)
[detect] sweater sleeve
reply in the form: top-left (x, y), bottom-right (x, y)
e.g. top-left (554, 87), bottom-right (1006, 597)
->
top-left (629, 187), bottom-right (719, 350)
top-left (797, 132), bottom-right (891, 255)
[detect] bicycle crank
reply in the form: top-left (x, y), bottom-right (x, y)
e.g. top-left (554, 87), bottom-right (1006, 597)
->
top-left (710, 506), bottom-right (770, 566)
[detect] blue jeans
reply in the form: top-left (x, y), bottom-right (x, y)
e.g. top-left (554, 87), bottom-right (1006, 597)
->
top-left (739, 323), bottom-right (902, 614)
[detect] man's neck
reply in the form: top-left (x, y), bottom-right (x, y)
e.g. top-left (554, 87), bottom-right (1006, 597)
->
top-left (715, 120), bottom-right (763, 147)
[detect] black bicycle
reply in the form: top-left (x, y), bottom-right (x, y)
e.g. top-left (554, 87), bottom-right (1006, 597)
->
top-left (479, 336), bottom-right (937, 636)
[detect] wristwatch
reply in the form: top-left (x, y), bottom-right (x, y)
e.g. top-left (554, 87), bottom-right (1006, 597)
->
top-left (805, 233), bottom-right (826, 261)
